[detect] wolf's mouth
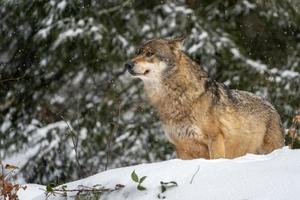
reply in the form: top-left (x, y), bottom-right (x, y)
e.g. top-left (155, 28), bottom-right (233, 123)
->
top-left (128, 69), bottom-right (150, 76)
top-left (128, 70), bottom-right (143, 76)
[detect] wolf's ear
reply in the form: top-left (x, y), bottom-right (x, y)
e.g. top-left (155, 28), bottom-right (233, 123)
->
top-left (168, 35), bottom-right (186, 50)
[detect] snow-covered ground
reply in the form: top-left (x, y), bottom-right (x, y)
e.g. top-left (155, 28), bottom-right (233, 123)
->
top-left (18, 148), bottom-right (300, 200)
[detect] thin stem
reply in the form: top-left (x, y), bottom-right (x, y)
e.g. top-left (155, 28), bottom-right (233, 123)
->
top-left (190, 165), bottom-right (200, 184)
top-left (0, 74), bottom-right (26, 83)
top-left (60, 116), bottom-right (83, 177)
top-left (105, 103), bottom-right (121, 170)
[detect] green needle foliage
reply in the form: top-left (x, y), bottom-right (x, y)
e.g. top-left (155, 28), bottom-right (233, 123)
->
top-left (0, 0), bottom-right (299, 184)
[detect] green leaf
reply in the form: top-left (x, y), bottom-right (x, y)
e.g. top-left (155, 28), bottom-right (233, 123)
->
top-left (139, 176), bottom-right (147, 184)
top-left (161, 185), bottom-right (166, 193)
top-left (131, 170), bottom-right (139, 182)
top-left (137, 185), bottom-right (146, 191)
top-left (46, 184), bottom-right (54, 192)
top-left (160, 181), bottom-right (178, 193)
top-left (169, 181), bottom-right (178, 186)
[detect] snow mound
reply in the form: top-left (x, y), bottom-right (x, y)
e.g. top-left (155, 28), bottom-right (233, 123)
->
top-left (19, 148), bottom-right (300, 200)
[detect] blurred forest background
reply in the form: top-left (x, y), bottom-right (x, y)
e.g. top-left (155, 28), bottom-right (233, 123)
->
top-left (0, 0), bottom-right (299, 185)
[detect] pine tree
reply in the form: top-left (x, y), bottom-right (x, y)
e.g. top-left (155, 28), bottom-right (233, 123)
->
top-left (0, 0), bottom-right (299, 184)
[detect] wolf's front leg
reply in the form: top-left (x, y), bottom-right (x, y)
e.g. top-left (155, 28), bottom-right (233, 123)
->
top-left (176, 148), bottom-right (193, 160)
top-left (176, 144), bottom-right (210, 159)
top-left (208, 134), bottom-right (225, 159)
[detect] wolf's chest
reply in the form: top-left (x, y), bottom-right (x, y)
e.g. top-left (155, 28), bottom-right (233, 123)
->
top-left (162, 123), bottom-right (205, 143)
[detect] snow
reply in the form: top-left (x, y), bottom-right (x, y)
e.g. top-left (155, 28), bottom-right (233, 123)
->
top-left (243, 0), bottom-right (256, 9)
top-left (90, 26), bottom-right (99, 32)
top-left (230, 48), bottom-right (267, 73)
top-left (18, 148), bottom-right (300, 200)
top-left (230, 48), bottom-right (240, 58)
top-left (116, 35), bottom-right (129, 47)
top-left (198, 31), bottom-right (208, 40)
top-left (174, 6), bottom-right (193, 14)
top-left (245, 59), bottom-right (267, 73)
top-left (57, 0), bottom-right (67, 11)
top-left (281, 70), bottom-right (299, 78)
top-left (0, 118), bottom-right (11, 133)
top-left (188, 43), bottom-right (203, 54)
top-left (17, 184), bottom-right (45, 200)
top-left (36, 27), bottom-right (51, 38)
top-left (269, 68), bottom-right (299, 80)
top-left (53, 28), bottom-right (84, 48)
top-left (141, 25), bottom-right (151, 33)
top-left (77, 19), bottom-right (85, 26)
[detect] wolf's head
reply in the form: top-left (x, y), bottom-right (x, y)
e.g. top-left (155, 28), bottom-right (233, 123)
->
top-left (125, 37), bottom-right (185, 83)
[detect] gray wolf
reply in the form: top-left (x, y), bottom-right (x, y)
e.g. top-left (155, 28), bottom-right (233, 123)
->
top-left (125, 37), bottom-right (284, 159)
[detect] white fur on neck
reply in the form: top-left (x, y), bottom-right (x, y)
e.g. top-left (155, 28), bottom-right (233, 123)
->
top-left (134, 61), bottom-right (168, 99)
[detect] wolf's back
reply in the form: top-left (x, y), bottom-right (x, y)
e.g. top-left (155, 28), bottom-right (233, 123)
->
top-left (223, 89), bottom-right (285, 153)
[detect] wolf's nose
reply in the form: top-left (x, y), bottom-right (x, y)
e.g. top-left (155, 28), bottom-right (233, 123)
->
top-left (125, 61), bottom-right (134, 70)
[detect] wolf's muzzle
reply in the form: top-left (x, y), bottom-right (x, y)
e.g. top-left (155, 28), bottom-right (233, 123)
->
top-left (125, 61), bottom-right (135, 70)
top-left (125, 61), bottom-right (137, 75)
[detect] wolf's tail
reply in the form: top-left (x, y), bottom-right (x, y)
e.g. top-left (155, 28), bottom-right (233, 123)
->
top-left (285, 114), bottom-right (300, 149)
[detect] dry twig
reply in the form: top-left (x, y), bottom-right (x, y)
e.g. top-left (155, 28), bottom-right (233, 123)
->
top-left (60, 115), bottom-right (83, 176)
top-left (105, 103), bottom-right (122, 170)
top-left (288, 114), bottom-right (300, 149)
top-left (190, 165), bottom-right (200, 184)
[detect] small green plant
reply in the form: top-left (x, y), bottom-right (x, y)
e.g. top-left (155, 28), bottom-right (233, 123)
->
top-left (158, 181), bottom-right (178, 199)
top-left (45, 183), bottom-right (59, 198)
top-left (131, 170), bottom-right (147, 191)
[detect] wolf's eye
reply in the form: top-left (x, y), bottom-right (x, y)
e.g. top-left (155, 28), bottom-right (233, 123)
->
top-left (135, 48), bottom-right (142, 56)
top-left (145, 51), bottom-right (153, 57)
